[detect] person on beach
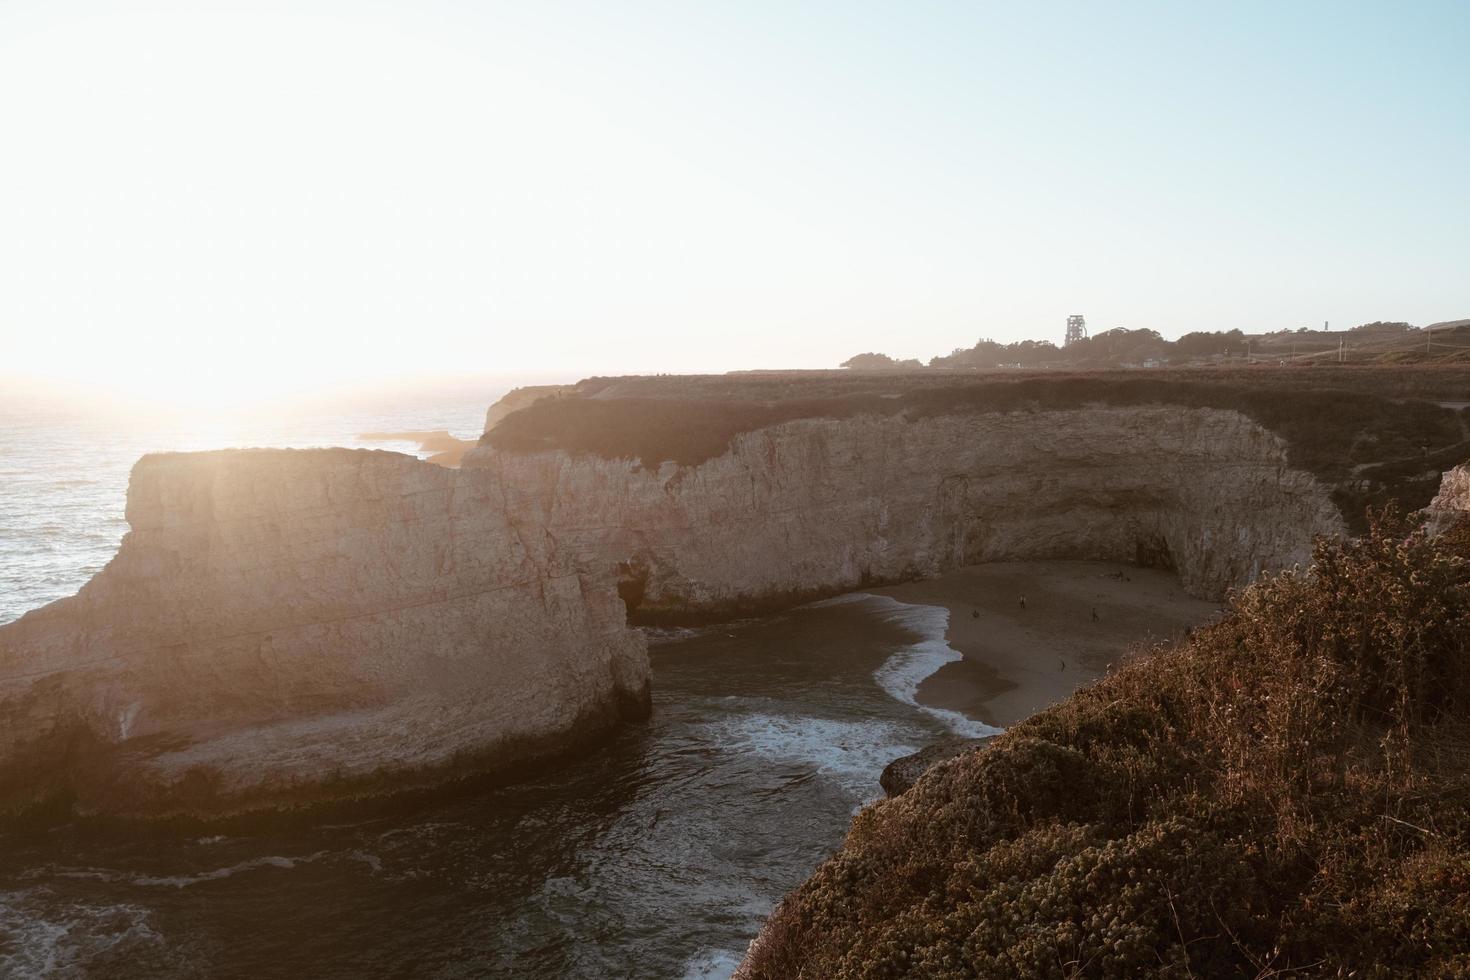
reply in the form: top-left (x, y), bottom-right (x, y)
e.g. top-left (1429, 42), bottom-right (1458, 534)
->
top-left (1091, 607), bottom-right (1099, 622)
top-left (1018, 595), bottom-right (1027, 610)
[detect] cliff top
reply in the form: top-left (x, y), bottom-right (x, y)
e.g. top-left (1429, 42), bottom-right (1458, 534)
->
top-left (480, 373), bottom-right (1470, 528)
top-left (566, 364), bottom-right (1470, 404)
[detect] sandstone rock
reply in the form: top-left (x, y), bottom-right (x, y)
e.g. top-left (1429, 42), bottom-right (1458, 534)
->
top-left (1425, 462), bottom-right (1470, 536)
top-left (0, 449), bottom-right (649, 820)
top-left (465, 405), bottom-right (1344, 617)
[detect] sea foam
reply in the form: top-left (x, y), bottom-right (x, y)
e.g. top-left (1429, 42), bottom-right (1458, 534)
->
top-left (682, 948), bottom-right (744, 980)
top-left (822, 593), bottom-right (1004, 740)
top-left (701, 711), bottom-right (925, 796)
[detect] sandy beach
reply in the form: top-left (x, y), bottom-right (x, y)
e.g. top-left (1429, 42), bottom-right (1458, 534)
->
top-left (872, 561), bottom-right (1222, 728)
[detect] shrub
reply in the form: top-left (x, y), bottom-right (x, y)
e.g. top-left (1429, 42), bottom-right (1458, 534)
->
top-left (738, 511), bottom-right (1470, 978)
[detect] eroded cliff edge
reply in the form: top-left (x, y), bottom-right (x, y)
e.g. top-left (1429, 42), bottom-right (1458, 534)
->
top-left (0, 397), bottom-right (1353, 820)
top-left (468, 405), bottom-right (1343, 618)
top-left (0, 449), bottom-right (650, 820)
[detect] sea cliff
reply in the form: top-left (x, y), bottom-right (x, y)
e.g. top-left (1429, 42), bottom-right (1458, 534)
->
top-left (0, 449), bottom-right (648, 820)
top-left (2, 375), bottom-right (1453, 820)
top-left (466, 405), bottom-right (1342, 617)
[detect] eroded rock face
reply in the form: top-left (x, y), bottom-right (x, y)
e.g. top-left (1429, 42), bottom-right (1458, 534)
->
top-left (0, 449), bottom-right (649, 819)
top-left (465, 406), bottom-right (1344, 620)
top-left (1425, 462), bottom-right (1470, 535)
top-left (0, 404), bottom-right (1343, 819)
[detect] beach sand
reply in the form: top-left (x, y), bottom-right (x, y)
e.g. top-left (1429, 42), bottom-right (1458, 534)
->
top-left (871, 561), bottom-right (1221, 728)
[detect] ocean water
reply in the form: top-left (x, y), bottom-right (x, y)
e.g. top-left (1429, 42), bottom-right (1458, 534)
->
top-left (0, 388), bottom-right (993, 978)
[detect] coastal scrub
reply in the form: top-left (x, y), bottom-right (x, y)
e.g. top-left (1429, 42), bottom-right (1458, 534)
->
top-left (738, 508), bottom-right (1470, 978)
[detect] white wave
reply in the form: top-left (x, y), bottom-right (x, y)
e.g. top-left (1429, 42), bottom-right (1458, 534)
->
top-left (346, 850), bottom-right (383, 873)
top-left (40, 851), bottom-right (327, 889)
top-left (848, 593), bottom-right (1004, 740)
top-left (0, 889), bottom-right (164, 979)
top-left (701, 712), bottom-right (925, 796)
top-left (130, 851), bottom-right (327, 888)
top-left (682, 948), bottom-right (744, 980)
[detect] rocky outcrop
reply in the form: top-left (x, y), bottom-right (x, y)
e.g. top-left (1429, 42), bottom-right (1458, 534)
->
top-left (0, 402), bottom-right (1343, 819)
top-left (466, 405), bottom-right (1344, 619)
top-left (0, 449), bottom-right (649, 820)
top-left (1425, 462), bottom-right (1470, 535)
top-left (880, 738), bottom-right (994, 797)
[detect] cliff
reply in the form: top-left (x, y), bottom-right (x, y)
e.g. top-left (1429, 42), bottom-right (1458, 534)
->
top-left (0, 383), bottom-right (1387, 820)
top-left (0, 449), bottom-right (649, 820)
top-left (466, 405), bottom-right (1343, 617)
top-left (482, 384), bottom-right (578, 435)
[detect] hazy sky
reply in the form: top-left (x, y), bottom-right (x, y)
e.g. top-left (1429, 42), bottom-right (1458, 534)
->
top-left (1, 1), bottom-right (1466, 405)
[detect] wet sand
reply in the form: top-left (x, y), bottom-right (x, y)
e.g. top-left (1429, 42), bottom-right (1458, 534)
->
top-left (872, 561), bottom-right (1221, 728)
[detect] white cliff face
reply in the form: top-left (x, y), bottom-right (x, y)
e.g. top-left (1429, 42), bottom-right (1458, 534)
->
top-left (466, 406), bottom-right (1344, 618)
top-left (1425, 463), bottom-right (1470, 535)
top-left (0, 449), bottom-right (649, 818)
top-left (0, 404), bottom-right (1342, 818)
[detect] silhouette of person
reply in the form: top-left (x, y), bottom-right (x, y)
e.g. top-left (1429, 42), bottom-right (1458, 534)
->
top-left (1018, 595), bottom-right (1027, 610)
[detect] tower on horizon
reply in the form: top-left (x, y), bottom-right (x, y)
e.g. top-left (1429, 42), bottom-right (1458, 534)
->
top-left (1065, 315), bottom-right (1087, 346)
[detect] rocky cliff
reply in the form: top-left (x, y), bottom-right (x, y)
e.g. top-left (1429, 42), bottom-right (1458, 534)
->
top-left (0, 400), bottom-right (1345, 819)
top-left (466, 405), bottom-right (1343, 619)
top-left (1426, 461), bottom-right (1470, 535)
top-left (0, 449), bottom-right (649, 820)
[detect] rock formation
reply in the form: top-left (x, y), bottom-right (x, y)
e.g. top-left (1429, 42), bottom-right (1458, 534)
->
top-left (0, 449), bottom-right (649, 819)
top-left (466, 406), bottom-right (1343, 619)
top-left (879, 738), bottom-right (993, 797)
top-left (0, 397), bottom-right (1345, 819)
top-left (1425, 461), bottom-right (1470, 535)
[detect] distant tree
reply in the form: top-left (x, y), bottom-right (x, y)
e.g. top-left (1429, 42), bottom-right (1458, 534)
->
top-left (929, 339), bottom-right (1008, 369)
top-left (1172, 329), bottom-right (1245, 358)
top-left (840, 352), bottom-right (900, 370)
top-left (1351, 321), bottom-right (1414, 332)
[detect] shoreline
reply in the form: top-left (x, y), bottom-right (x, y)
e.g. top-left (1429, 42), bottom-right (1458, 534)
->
top-left (871, 560), bottom-right (1220, 729)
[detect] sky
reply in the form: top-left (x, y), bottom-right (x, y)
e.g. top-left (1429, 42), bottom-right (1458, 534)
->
top-left (1, 0), bottom-right (1466, 407)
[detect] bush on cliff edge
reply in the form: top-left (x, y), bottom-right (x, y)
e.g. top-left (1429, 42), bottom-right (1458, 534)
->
top-left (740, 509), bottom-right (1470, 979)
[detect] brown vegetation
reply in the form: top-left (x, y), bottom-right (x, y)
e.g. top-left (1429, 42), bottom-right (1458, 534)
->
top-left (738, 510), bottom-right (1470, 978)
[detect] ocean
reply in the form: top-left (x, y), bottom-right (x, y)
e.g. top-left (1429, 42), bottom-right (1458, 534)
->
top-left (0, 384), bottom-right (990, 979)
